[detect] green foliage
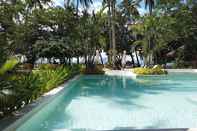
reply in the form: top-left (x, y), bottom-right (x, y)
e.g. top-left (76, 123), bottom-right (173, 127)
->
top-left (0, 65), bottom-right (80, 117)
top-left (38, 64), bottom-right (58, 70)
top-left (0, 58), bottom-right (19, 75)
top-left (80, 65), bottom-right (105, 74)
top-left (14, 73), bottom-right (42, 101)
top-left (37, 66), bottom-right (69, 92)
top-left (131, 1), bottom-right (197, 67)
top-left (133, 66), bottom-right (167, 75)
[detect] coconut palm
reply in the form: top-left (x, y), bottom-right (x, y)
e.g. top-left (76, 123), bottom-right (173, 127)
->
top-left (143, 0), bottom-right (155, 65)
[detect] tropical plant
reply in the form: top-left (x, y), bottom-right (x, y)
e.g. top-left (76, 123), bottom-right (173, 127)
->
top-left (133, 66), bottom-right (167, 75)
top-left (0, 58), bottom-right (19, 116)
top-left (0, 58), bottom-right (19, 75)
top-left (0, 65), bottom-right (80, 117)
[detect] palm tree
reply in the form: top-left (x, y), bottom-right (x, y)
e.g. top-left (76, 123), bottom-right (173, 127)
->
top-left (109, 0), bottom-right (141, 68)
top-left (111, 0), bottom-right (116, 68)
top-left (144, 0), bottom-right (155, 65)
top-left (120, 0), bottom-right (141, 67)
top-left (66, 0), bottom-right (140, 68)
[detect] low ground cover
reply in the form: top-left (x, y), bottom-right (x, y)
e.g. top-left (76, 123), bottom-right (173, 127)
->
top-left (133, 66), bottom-right (167, 75)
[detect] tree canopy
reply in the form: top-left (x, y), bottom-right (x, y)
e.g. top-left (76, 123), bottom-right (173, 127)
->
top-left (0, 0), bottom-right (197, 68)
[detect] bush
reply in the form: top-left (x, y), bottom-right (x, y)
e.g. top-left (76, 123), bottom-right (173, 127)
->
top-left (37, 66), bottom-right (69, 92)
top-left (80, 64), bottom-right (105, 74)
top-left (34, 65), bottom-right (80, 93)
top-left (38, 64), bottom-right (59, 70)
top-left (0, 65), bottom-right (80, 118)
top-left (133, 66), bottom-right (167, 75)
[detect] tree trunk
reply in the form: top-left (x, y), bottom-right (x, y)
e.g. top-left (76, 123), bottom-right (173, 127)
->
top-left (135, 48), bottom-right (140, 67)
top-left (100, 53), bottom-right (104, 65)
top-left (77, 56), bottom-right (79, 64)
top-left (130, 52), bottom-right (135, 67)
top-left (107, 0), bottom-right (112, 65)
top-left (68, 58), bottom-right (71, 66)
top-left (76, 0), bottom-right (79, 15)
top-left (84, 55), bottom-right (87, 67)
top-left (111, 0), bottom-right (116, 68)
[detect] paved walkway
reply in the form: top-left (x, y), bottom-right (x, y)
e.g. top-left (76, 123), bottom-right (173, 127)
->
top-left (104, 69), bottom-right (137, 77)
top-left (166, 69), bottom-right (197, 73)
top-left (104, 69), bottom-right (197, 77)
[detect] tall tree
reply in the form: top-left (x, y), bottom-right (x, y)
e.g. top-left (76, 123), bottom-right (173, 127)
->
top-left (144, 0), bottom-right (155, 65)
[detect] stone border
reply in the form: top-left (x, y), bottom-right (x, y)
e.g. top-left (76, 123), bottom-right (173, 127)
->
top-left (0, 75), bottom-right (80, 131)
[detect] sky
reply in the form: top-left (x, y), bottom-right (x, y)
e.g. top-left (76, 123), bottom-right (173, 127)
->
top-left (52, 0), bottom-right (147, 15)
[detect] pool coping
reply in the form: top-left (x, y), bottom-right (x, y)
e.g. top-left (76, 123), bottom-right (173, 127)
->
top-left (0, 75), bottom-right (81, 131)
top-left (166, 69), bottom-right (197, 73)
top-left (104, 69), bottom-right (197, 78)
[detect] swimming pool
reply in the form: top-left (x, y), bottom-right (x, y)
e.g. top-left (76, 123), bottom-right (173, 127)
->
top-left (13, 73), bottom-right (197, 130)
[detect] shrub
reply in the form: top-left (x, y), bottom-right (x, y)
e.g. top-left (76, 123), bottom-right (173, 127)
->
top-left (0, 65), bottom-right (80, 118)
top-left (38, 64), bottom-right (58, 70)
top-left (15, 74), bottom-right (42, 100)
top-left (37, 66), bottom-right (69, 92)
top-left (80, 64), bottom-right (105, 74)
top-left (37, 65), bottom-right (80, 93)
top-left (133, 66), bottom-right (167, 75)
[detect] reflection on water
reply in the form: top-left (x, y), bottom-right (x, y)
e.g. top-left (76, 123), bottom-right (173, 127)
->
top-left (17, 74), bottom-right (197, 131)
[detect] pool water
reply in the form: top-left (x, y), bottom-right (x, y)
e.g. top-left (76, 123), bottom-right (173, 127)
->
top-left (16, 73), bottom-right (197, 130)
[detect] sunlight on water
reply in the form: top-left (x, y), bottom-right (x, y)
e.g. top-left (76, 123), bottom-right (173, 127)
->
top-left (17, 73), bottom-right (197, 130)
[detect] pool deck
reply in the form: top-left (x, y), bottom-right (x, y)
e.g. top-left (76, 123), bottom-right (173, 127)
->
top-left (104, 69), bottom-right (197, 77)
top-left (166, 69), bottom-right (197, 73)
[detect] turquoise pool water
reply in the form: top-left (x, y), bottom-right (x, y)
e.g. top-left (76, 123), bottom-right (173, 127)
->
top-left (16, 73), bottom-right (197, 130)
